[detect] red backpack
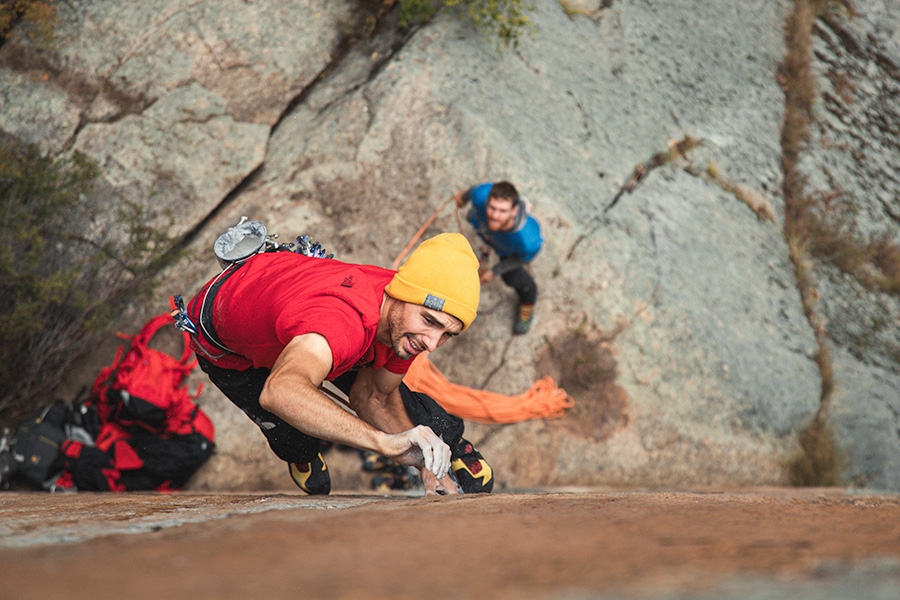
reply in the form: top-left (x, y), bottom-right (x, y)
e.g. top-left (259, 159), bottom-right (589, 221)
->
top-left (91, 312), bottom-right (213, 440)
top-left (5, 311), bottom-right (215, 492)
top-left (51, 311), bottom-right (216, 491)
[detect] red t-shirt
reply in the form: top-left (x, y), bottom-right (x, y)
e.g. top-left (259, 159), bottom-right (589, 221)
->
top-left (187, 252), bottom-right (411, 379)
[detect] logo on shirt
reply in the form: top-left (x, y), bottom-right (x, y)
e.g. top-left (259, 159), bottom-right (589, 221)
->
top-left (341, 276), bottom-right (354, 288)
top-left (424, 294), bottom-right (445, 311)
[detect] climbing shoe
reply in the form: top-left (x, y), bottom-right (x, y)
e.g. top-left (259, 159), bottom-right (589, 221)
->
top-left (513, 303), bottom-right (535, 335)
top-left (359, 449), bottom-right (391, 472)
top-left (371, 465), bottom-right (422, 493)
top-left (451, 439), bottom-right (494, 493)
top-left (371, 473), bottom-right (395, 493)
top-left (289, 452), bottom-right (331, 495)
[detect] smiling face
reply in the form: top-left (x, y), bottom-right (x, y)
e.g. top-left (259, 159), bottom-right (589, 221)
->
top-left (382, 299), bottom-right (463, 360)
top-left (485, 196), bottom-right (517, 232)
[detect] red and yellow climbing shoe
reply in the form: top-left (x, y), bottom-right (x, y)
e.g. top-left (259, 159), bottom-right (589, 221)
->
top-left (289, 452), bottom-right (331, 495)
top-left (451, 439), bottom-right (494, 494)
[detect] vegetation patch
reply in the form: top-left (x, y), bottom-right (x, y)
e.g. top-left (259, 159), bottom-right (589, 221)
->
top-left (0, 0), bottom-right (56, 45)
top-left (394, 0), bottom-right (535, 48)
top-left (0, 137), bottom-right (176, 427)
top-left (778, 0), bottom-right (878, 486)
top-left (787, 414), bottom-right (844, 486)
top-left (701, 161), bottom-right (777, 224)
top-left (558, 0), bottom-right (615, 20)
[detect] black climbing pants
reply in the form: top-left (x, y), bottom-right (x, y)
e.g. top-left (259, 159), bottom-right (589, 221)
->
top-left (197, 357), bottom-right (464, 464)
top-left (497, 257), bottom-right (538, 305)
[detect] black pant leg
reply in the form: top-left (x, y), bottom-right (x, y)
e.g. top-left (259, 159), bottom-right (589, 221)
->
top-left (398, 383), bottom-right (465, 452)
top-left (500, 265), bottom-right (538, 305)
top-left (197, 357), bottom-right (322, 463)
top-left (330, 370), bottom-right (465, 451)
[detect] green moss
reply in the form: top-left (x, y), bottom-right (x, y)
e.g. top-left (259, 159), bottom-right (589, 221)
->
top-left (397, 0), bottom-right (536, 48)
top-left (397, 0), bottom-right (441, 27)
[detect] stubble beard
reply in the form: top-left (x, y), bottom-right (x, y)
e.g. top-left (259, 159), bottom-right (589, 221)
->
top-left (387, 303), bottom-right (418, 360)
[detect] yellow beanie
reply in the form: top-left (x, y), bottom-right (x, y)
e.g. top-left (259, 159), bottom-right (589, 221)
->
top-left (385, 233), bottom-right (480, 330)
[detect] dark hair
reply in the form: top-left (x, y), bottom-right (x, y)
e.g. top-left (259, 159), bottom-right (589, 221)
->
top-left (488, 181), bottom-right (519, 206)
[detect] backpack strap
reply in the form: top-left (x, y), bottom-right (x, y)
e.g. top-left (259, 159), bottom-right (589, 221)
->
top-left (134, 312), bottom-right (194, 366)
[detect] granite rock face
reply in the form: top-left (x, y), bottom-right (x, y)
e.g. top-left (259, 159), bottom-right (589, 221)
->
top-left (799, 4), bottom-right (900, 491)
top-left (3, 0), bottom-right (899, 491)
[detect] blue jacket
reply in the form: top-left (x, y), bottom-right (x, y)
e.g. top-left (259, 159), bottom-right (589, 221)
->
top-left (465, 182), bottom-right (544, 262)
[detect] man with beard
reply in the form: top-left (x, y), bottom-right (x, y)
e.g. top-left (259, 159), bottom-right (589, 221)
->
top-left (454, 181), bottom-right (544, 335)
top-left (182, 233), bottom-right (492, 495)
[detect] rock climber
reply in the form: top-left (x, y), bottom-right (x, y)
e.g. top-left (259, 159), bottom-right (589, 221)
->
top-left (179, 232), bottom-right (493, 495)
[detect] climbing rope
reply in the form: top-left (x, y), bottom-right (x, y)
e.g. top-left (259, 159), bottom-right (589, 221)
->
top-left (392, 197), bottom-right (463, 270)
top-left (404, 353), bottom-right (574, 424)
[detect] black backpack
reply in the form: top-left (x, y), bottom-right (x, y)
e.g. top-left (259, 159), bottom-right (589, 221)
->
top-left (6, 399), bottom-right (98, 489)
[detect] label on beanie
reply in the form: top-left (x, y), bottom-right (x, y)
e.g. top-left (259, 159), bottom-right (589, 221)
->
top-left (424, 294), bottom-right (445, 311)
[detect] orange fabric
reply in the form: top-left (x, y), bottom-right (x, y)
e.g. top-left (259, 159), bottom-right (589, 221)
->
top-left (404, 354), bottom-right (574, 424)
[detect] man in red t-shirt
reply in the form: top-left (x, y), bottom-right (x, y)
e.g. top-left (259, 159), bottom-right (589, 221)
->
top-left (183, 233), bottom-right (490, 495)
